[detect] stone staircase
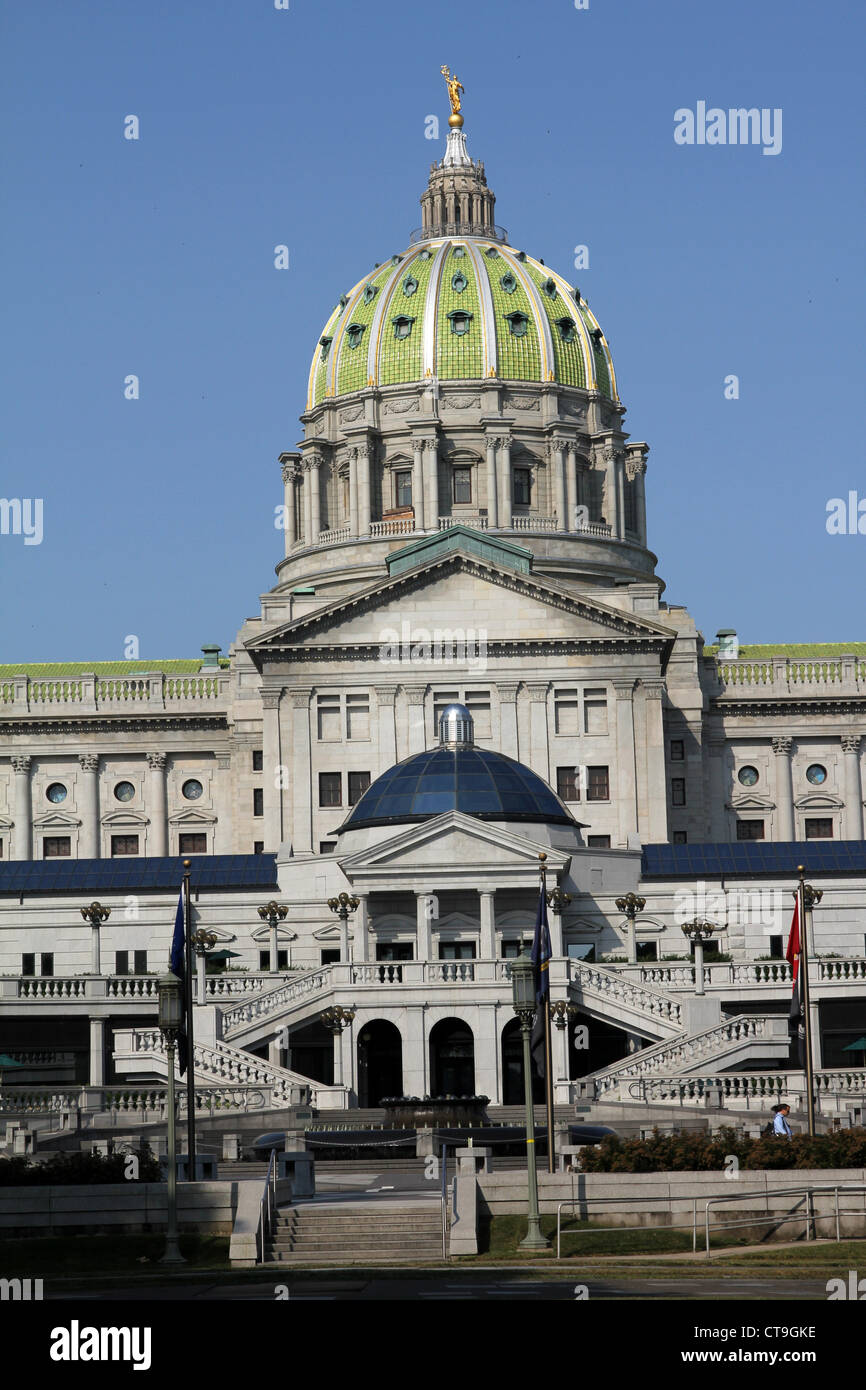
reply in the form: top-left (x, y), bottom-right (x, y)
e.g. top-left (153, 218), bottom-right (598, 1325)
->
top-left (112, 1028), bottom-right (322, 1104)
top-left (263, 1201), bottom-right (445, 1264)
top-left (566, 961), bottom-right (684, 1041)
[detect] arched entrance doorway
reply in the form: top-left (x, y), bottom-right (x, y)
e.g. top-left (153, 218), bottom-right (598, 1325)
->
top-left (429, 1017), bottom-right (475, 1097)
top-left (500, 1017), bottom-right (544, 1105)
top-left (357, 1019), bottom-right (403, 1107)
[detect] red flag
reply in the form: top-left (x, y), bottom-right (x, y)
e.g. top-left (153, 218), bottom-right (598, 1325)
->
top-left (785, 897), bottom-right (801, 981)
top-left (786, 895), bottom-right (805, 1066)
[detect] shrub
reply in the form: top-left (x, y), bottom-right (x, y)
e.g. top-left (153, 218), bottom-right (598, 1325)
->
top-left (578, 1126), bottom-right (866, 1172)
top-left (0, 1143), bottom-right (161, 1186)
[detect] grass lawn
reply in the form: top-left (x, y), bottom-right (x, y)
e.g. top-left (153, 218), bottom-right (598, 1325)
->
top-left (1, 1233), bottom-right (230, 1277)
top-left (477, 1215), bottom-right (743, 1258)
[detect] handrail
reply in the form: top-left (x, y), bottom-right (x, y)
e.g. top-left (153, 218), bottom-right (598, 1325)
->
top-left (257, 1149), bottom-right (278, 1264)
top-left (703, 1182), bottom-right (866, 1258)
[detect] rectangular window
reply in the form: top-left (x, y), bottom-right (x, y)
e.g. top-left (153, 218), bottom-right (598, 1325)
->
top-left (253, 788), bottom-right (264, 818)
top-left (670, 739), bottom-right (685, 761)
top-left (252, 749), bottom-right (263, 772)
top-left (22, 953), bottom-right (35, 976)
top-left (111, 834), bottom-right (139, 857)
top-left (318, 841), bottom-right (337, 855)
top-left (557, 766), bottom-right (580, 802)
top-left (115, 950), bottom-right (129, 975)
top-left (133, 950), bottom-right (147, 974)
top-left (672, 830), bottom-right (688, 845)
top-left (769, 935), bottom-right (783, 960)
top-left (179, 833), bottom-right (207, 854)
top-left (805, 817), bottom-right (834, 839)
top-left (321, 948), bottom-right (341, 965)
top-left (513, 468), bottom-right (531, 505)
top-left (317, 694), bottom-right (341, 741)
top-left (318, 772), bottom-right (342, 807)
top-left (583, 689), bottom-right (608, 735)
top-left (736, 820), bottom-right (765, 840)
top-left (395, 470), bottom-right (412, 508)
top-left (452, 466), bottom-right (472, 504)
top-left (586, 766), bottom-right (610, 801)
top-left (43, 836), bottom-right (71, 858)
top-left (348, 771), bottom-right (371, 806)
top-left (0, 839), bottom-right (4, 857)
top-left (587, 834), bottom-right (611, 848)
top-left (636, 942), bottom-right (658, 962)
top-left (253, 841), bottom-right (264, 855)
top-left (671, 778), bottom-right (686, 807)
top-left (40, 953), bottom-right (54, 977)
top-left (500, 940), bottom-right (523, 959)
top-left (464, 690), bottom-right (491, 739)
top-left (346, 693), bottom-right (370, 740)
top-left (259, 949), bottom-right (288, 970)
top-left (439, 942), bottom-right (477, 960)
top-left (376, 943), bottom-right (414, 962)
top-left (554, 688), bottom-right (578, 736)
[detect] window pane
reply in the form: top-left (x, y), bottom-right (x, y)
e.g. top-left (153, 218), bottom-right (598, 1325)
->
top-left (805, 818), bottom-right (833, 839)
top-left (252, 749), bottom-right (263, 772)
top-left (587, 834), bottom-right (611, 848)
top-left (319, 772), bottom-right (342, 807)
top-left (134, 950), bottom-right (148, 974)
top-left (22, 953), bottom-right (35, 976)
top-left (253, 841), bottom-right (264, 855)
top-left (583, 689), bottom-right (607, 734)
top-left (348, 771), bottom-right (371, 806)
top-left (395, 470), bottom-right (412, 507)
top-left (179, 833), bottom-right (207, 853)
top-left (319, 841), bottom-right (336, 854)
top-left (115, 951), bottom-right (129, 975)
top-left (672, 830), bottom-right (688, 844)
top-left (317, 696), bottom-right (341, 741)
top-left (111, 834), bottom-right (139, 857)
top-left (513, 469), bottom-right (531, 505)
top-left (253, 788), bottom-right (264, 817)
top-left (453, 467), bottom-right (472, 503)
top-left (346, 693), bottom-right (370, 740)
top-left (557, 767), bottom-right (579, 801)
top-left (736, 820), bottom-right (765, 840)
top-left (554, 690), bottom-right (579, 735)
top-left (586, 766), bottom-right (609, 800)
top-left (43, 836), bottom-right (71, 858)
top-left (670, 739), bottom-right (684, 761)
top-left (671, 778), bottom-right (686, 807)
top-left (40, 953), bottom-right (54, 977)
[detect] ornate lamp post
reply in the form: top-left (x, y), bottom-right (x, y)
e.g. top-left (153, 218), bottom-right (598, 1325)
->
top-left (257, 901), bottom-right (288, 972)
top-left (80, 901), bottom-right (111, 975)
top-left (510, 943), bottom-right (548, 1250)
top-left (191, 928), bottom-right (218, 1005)
top-left (680, 917), bottom-right (717, 996)
top-left (614, 892), bottom-right (646, 965)
top-left (326, 892), bottom-right (360, 963)
top-left (157, 970), bottom-right (186, 1265)
top-left (321, 1005), bottom-right (356, 1087)
top-left (546, 886), bottom-right (572, 916)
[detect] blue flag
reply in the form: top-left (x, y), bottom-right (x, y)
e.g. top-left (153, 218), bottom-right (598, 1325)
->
top-left (169, 890), bottom-right (188, 1076)
top-left (530, 884), bottom-right (551, 1079)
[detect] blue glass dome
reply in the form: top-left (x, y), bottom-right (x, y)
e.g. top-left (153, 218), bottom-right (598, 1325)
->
top-left (336, 745), bottom-right (576, 832)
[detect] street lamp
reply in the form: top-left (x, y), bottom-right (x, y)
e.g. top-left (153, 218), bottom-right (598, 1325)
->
top-left (326, 892), bottom-right (360, 963)
top-left (797, 867), bottom-right (823, 1138)
top-left (546, 886), bottom-right (572, 916)
top-left (680, 917), bottom-right (717, 996)
top-left (510, 943), bottom-right (548, 1250)
top-left (614, 892), bottom-right (646, 965)
top-left (80, 901), bottom-right (111, 975)
top-left (257, 901), bottom-right (288, 972)
top-left (191, 928), bottom-right (218, 1004)
top-left (320, 1006), bottom-right (357, 1087)
top-left (157, 970), bottom-right (186, 1265)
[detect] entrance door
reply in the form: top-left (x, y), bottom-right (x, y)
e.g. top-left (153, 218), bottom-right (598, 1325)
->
top-left (429, 1018), bottom-right (475, 1097)
top-left (357, 1020), bottom-right (403, 1107)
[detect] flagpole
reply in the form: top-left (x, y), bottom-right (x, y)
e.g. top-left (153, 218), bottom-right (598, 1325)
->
top-left (183, 859), bottom-right (196, 1177)
top-left (539, 855), bottom-right (556, 1175)
top-left (797, 865), bottom-right (816, 1138)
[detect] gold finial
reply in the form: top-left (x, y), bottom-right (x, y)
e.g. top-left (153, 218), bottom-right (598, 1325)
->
top-left (441, 64), bottom-right (464, 128)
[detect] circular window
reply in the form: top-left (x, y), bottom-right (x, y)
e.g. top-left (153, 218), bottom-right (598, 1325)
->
top-left (46, 782), bottom-right (67, 804)
top-left (182, 779), bottom-right (203, 801)
top-left (806, 764), bottom-right (827, 785)
top-left (114, 781), bottom-right (135, 803)
top-left (737, 766), bottom-right (759, 786)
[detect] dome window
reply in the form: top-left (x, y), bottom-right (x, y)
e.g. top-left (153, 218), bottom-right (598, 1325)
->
top-left (505, 311), bottom-right (529, 338)
top-left (362, 283), bottom-right (379, 305)
top-left (392, 315), bottom-right (415, 340)
top-left (390, 254), bottom-right (402, 266)
top-left (485, 247), bottom-right (500, 258)
top-left (346, 323), bottom-right (366, 349)
top-left (500, 272), bottom-right (517, 294)
top-left (451, 270), bottom-right (468, 293)
top-left (516, 250), bottom-right (527, 262)
top-left (319, 335), bottom-right (333, 360)
top-left (402, 275), bottom-right (419, 297)
top-left (447, 309), bottom-right (473, 336)
top-left (543, 277), bottom-right (557, 298)
top-left (452, 246), bottom-right (465, 259)
top-left (338, 295), bottom-right (349, 310)
top-left (572, 287), bottom-right (582, 303)
top-left (418, 249), bottom-right (432, 261)
top-left (555, 317), bottom-right (576, 343)
top-left (591, 328), bottom-right (604, 348)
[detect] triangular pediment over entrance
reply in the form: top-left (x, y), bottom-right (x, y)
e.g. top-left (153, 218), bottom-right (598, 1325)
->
top-left (335, 811), bottom-right (572, 893)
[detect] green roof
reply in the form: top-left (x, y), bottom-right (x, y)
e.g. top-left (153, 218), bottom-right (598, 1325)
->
top-left (706, 643), bottom-right (866, 658)
top-left (0, 659), bottom-right (230, 677)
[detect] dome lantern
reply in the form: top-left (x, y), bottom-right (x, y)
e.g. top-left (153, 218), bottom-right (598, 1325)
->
top-left (438, 701), bottom-right (474, 749)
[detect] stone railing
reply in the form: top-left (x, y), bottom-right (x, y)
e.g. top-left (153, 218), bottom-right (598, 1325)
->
top-left (370, 518), bottom-right (415, 536)
top-left (818, 959), bottom-right (866, 982)
top-left (4, 972), bottom-right (289, 1004)
top-left (438, 514), bottom-right (489, 531)
top-left (14, 977), bottom-right (90, 1000)
top-left (568, 960), bottom-right (683, 1030)
top-left (316, 525), bottom-right (352, 546)
top-left (114, 1029), bottom-right (315, 1105)
top-left (710, 653), bottom-right (866, 696)
top-left (221, 966), bottom-right (335, 1033)
top-left (591, 1069), bottom-right (866, 1110)
top-left (590, 1015), bottom-right (786, 1091)
top-left (0, 1084), bottom-right (275, 1117)
top-left (0, 670), bottom-right (230, 715)
top-left (510, 514), bottom-right (558, 532)
top-left (610, 960), bottom-right (866, 991)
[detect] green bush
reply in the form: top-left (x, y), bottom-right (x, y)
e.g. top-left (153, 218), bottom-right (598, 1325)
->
top-left (0, 1143), bottom-right (161, 1186)
top-left (578, 1126), bottom-right (866, 1172)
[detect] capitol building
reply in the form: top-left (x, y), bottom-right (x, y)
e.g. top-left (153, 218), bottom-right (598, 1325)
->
top-left (1, 86), bottom-right (864, 1122)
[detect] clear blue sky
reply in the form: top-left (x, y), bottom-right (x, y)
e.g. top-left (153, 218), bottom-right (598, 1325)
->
top-left (2, 0), bottom-right (863, 662)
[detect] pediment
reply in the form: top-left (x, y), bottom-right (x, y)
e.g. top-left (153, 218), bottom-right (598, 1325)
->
top-left (250, 924), bottom-right (298, 944)
top-left (0, 814), bottom-right (13, 830)
top-left (727, 792), bottom-right (776, 811)
top-left (312, 924), bottom-right (352, 942)
top-left (32, 810), bottom-right (81, 828)
top-left (101, 809), bottom-right (150, 827)
top-left (248, 550), bottom-right (674, 661)
top-left (794, 791), bottom-right (845, 810)
top-left (168, 808), bottom-right (218, 826)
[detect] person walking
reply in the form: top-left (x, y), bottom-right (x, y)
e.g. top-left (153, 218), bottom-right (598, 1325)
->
top-left (771, 1103), bottom-right (793, 1138)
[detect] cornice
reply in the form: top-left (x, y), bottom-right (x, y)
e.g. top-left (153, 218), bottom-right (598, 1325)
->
top-left (0, 716), bottom-right (230, 736)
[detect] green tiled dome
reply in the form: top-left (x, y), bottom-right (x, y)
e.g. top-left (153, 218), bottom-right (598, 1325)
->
top-left (306, 239), bottom-right (617, 409)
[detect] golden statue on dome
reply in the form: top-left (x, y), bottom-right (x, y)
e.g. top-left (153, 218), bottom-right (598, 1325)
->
top-left (440, 65), bottom-right (465, 128)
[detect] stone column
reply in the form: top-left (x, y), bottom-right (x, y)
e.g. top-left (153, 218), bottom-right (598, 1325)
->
top-left (309, 455), bottom-right (321, 542)
top-left (602, 446), bottom-right (618, 535)
top-left (289, 688), bottom-right (313, 854)
top-left (281, 458), bottom-right (297, 552)
top-left (348, 448), bottom-right (359, 536)
top-left (303, 461), bottom-right (313, 546)
top-left (146, 752), bottom-right (167, 856)
top-left (412, 439), bottom-right (426, 531)
top-left (496, 435), bottom-right (512, 528)
top-left (642, 681), bottom-right (668, 843)
top-left (524, 683), bottom-right (550, 778)
top-left (375, 686), bottom-right (398, 775)
top-left (416, 891), bottom-right (433, 963)
top-left (261, 689), bottom-right (283, 851)
top-left (485, 435), bottom-right (499, 528)
top-left (423, 437), bottom-right (439, 529)
top-left (627, 449), bottom-right (648, 546)
top-left (565, 445), bottom-right (578, 531)
top-left (613, 681), bottom-right (638, 845)
top-left (615, 453), bottom-right (626, 540)
top-left (405, 686), bottom-right (427, 754)
top-left (355, 893), bottom-right (370, 963)
top-left (78, 754), bottom-right (100, 859)
top-left (479, 890), bottom-right (496, 959)
top-left (89, 1018), bottom-right (105, 1086)
top-left (706, 739), bottom-right (728, 841)
top-left (772, 737), bottom-right (794, 841)
top-left (842, 735), bottom-right (863, 839)
top-left (550, 438), bottom-right (567, 530)
top-left (547, 905), bottom-right (563, 958)
top-left (358, 444), bottom-right (371, 536)
top-left (552, 1015), bottom-right (570, 1089)
top-left (11, 756), bottom-right (32, 861)
top-left (498, 684), bottom-right (519, 758)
